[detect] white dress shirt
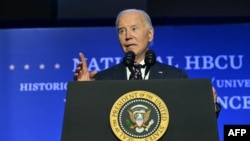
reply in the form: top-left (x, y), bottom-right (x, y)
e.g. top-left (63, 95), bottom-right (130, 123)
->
top-left (126, 60), bottom-right (149, 80)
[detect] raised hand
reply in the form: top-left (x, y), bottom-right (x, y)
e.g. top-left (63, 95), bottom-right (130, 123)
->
top-left (74, 52), bottom-right (97, 81)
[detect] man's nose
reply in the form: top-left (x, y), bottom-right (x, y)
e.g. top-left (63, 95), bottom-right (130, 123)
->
top-left (125, 30), bottom-right (132, 40)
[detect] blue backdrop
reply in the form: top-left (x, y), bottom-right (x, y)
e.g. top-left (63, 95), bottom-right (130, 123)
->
top-left (0, 23), bottom-right (249, 141)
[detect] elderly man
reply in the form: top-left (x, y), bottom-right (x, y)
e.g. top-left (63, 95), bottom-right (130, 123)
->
top-left (74, 9), bottom-right (221, 117)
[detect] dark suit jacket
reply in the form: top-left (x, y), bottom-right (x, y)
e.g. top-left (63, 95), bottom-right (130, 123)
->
top-left (94, 61), bottom-right (220, 117)
top-left (94, 61), bottom-right (188, 80)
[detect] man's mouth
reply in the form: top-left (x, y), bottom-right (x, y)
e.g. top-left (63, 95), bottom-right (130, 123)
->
top-left (125, 44), bottom-right (136, 47)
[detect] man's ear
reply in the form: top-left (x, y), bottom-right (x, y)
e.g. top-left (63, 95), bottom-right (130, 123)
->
top-left (148, 27), bottom-right (154, 42)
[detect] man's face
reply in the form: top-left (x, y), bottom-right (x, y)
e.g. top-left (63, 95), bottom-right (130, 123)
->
top-left (117, 12), bottom-right (154, 63)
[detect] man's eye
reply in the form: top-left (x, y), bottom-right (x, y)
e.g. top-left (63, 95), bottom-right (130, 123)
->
top-left (118, 29), bottom-right (125, 34)
top-left (132, 27), bottom-right (138, 31)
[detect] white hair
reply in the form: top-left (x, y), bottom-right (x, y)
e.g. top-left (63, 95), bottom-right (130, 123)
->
top-left (115, 9), bottom-right (153, 29)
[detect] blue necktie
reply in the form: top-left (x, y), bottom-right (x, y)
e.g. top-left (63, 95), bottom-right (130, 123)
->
top-left (129, 64), bottom-right (142, 80)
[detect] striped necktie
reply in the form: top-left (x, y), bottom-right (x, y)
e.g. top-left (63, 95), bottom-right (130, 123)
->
top-left (129, 64), bottom-right (142, 80)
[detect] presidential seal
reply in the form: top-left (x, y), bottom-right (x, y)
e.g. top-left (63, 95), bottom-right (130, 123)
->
top-left (110, 90), bottom-right (169, 141)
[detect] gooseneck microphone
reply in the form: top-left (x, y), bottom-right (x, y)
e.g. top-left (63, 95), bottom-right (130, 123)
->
top-left (144, 50), bottom-right (156, 78)
top-left (123, 51), bottom-right (135, 74)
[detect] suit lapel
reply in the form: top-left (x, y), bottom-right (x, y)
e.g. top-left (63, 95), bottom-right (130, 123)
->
top-left (113, 63), bottom-right (127, 80)
top-left (148, 63), bottom-right (165, 79)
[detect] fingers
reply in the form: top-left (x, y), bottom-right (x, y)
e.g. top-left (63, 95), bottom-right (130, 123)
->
top-left (74, 62), bottom-right (83, 81)
top-left (74, 52), bottom-right (96, 81)
top-left (212, 86), bottom-right (218, 103)
top-left (73, 53), bottom-right (87, 81)
top-left (79, 52), bottom-right (88, 75)
top-left (90, 71), bottom-right (98, 80)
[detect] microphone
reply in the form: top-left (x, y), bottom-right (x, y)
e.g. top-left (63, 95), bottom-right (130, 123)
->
top-left (123, 51), bottom-right (135, 74)
top-left (144, 50), bottom-right (156, 77)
